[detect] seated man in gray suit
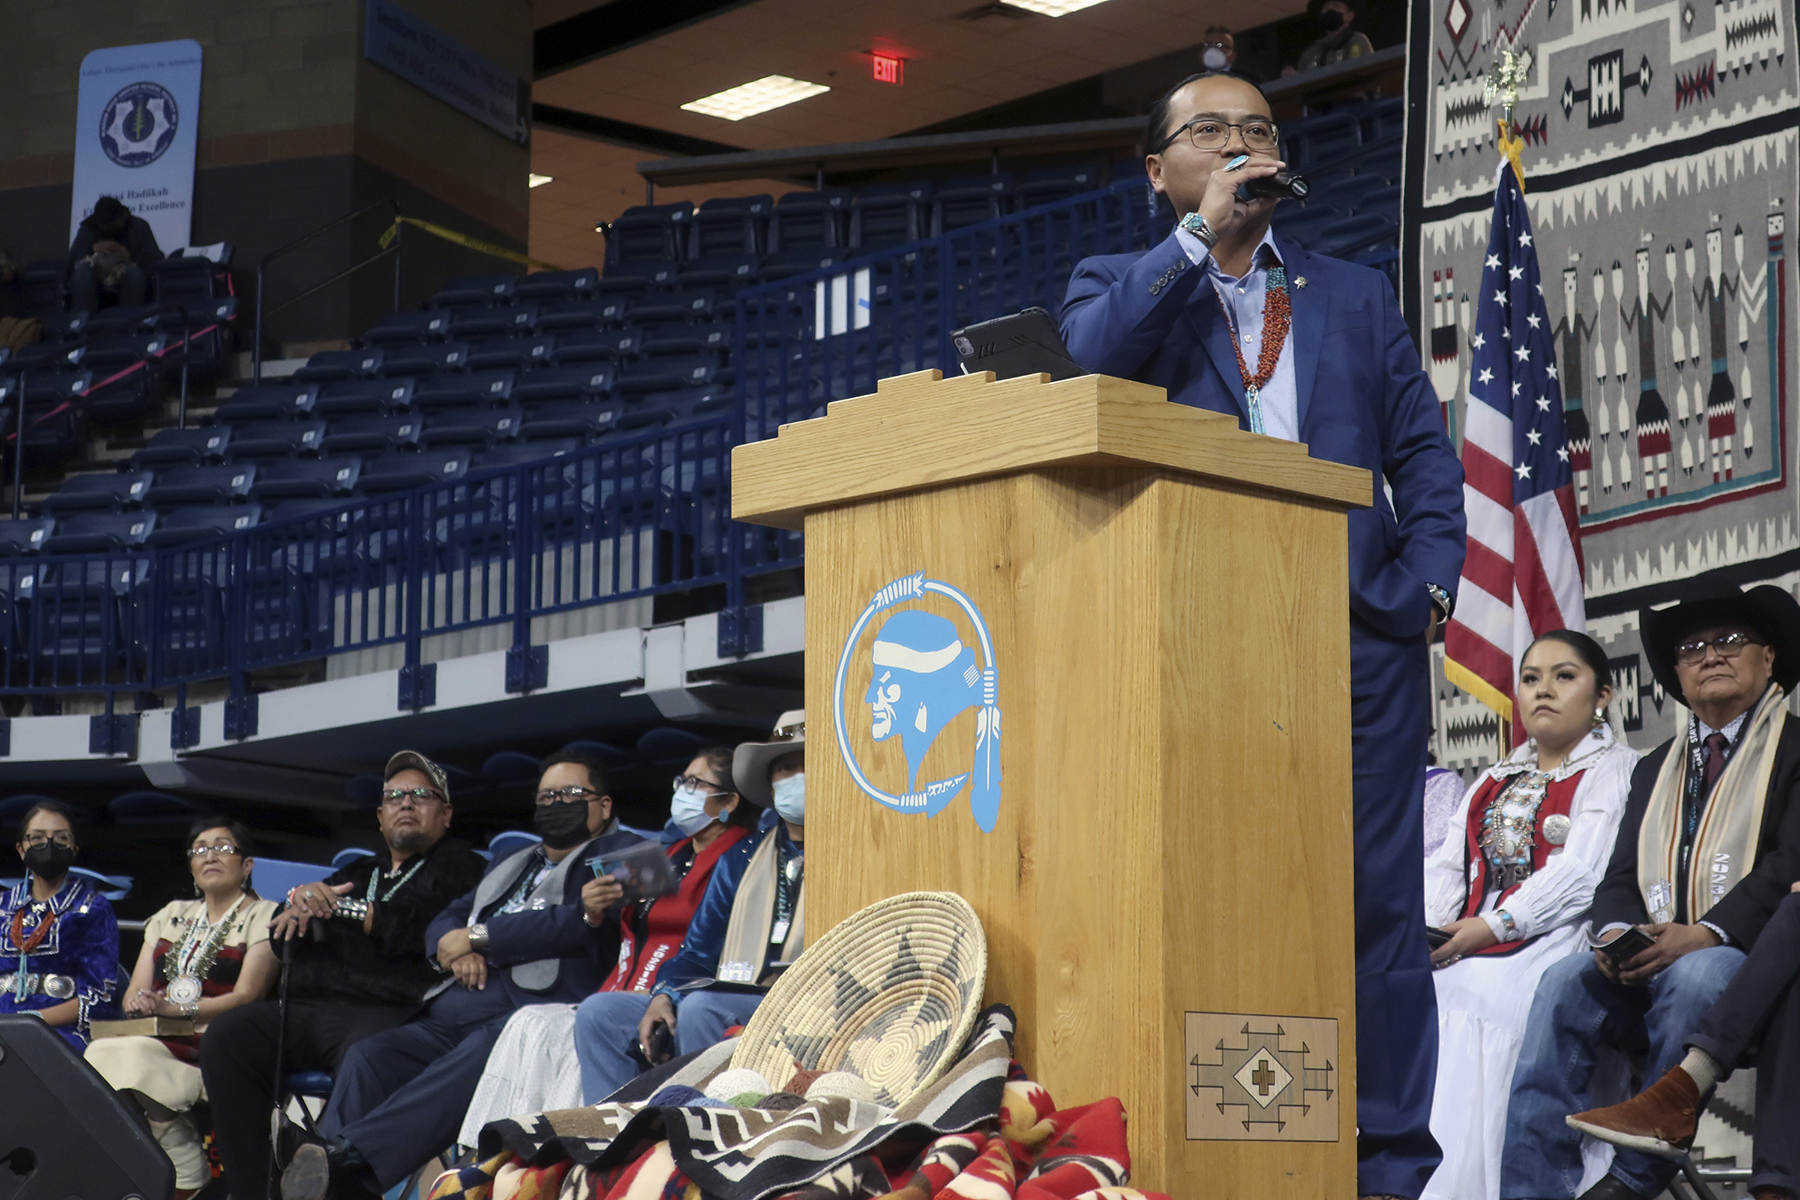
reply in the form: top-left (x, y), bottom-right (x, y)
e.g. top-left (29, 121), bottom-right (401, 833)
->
top-left (283, 749), bottom-right (636, 1200)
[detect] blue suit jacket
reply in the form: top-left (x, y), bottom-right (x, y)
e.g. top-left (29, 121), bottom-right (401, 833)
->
top-left (1061, 231), bottom-right (1467, 641)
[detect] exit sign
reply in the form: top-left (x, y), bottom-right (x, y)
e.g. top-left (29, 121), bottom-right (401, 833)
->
top-left (872, 53), bottom-right (904, 85)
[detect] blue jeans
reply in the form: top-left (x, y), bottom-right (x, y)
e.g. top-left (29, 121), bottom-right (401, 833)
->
top-left (574, 988), bottom-right (765, 1104)
top-left (1500, 944), bottom-right (1745, 1199)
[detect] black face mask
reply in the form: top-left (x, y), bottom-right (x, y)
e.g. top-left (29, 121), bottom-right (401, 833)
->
top-left (1318, 8), bottom-right (1346, 30)
top-left (22, 843), bottom-right (75, 879)
top-left (533, 800), bottom-right (592, 849)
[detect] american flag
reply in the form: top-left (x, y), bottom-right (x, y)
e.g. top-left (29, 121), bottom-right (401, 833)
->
top-left (1443, 165), bottom-right (1587, 745)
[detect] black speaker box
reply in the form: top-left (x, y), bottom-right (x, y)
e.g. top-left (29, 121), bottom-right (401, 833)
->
top-left (0, 1014), bottom-right (173, 1199)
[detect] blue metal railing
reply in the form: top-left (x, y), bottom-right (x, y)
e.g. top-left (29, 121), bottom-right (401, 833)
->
top-left (0, 175), bottom-right (1411, 712)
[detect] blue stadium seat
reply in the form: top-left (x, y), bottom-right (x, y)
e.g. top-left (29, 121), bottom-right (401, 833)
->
top-left (412, 370), bottom-right (514, 409)
top-left (511, 365), bottom-right (612, 405)
top-left (213, 383), bottom-right (318, 423)
top-left (1310, 172), bottom-right (1395, 214)
top-left (464, 334), bottom-right (555, 372)
top-left (321, 414), bottom-right (422, 456)
top-left (130, 426), bottom-right (231, 469)
top-left (0, 519), bottom-right (53, 555)
top-left (82, 332), bottom-right (169, 370)
top-left (688, 194), bottom-right (771, 256)
top-left (145, 503), bottom-right (262, 547)
top-left (449, 304), bottom-right (538, 341)
top-left (628, 291), bottom-right (716, 325)
top-left (15, 263), bottom-right (66, 317)
top-left (252, 857), bottom-right (334, 900)
top-left (250, 459), bottom-right (361, 501)
top-left (605, 201), bottom-right (694, 269)
top-left (769, 188), bottom-right (851, 252)
top-left (146, 464), bottom-right (256, 508)
top-left (512, 267), bottom-right (599, 303)
top-left (519, 398), bottom-right (622, 441)
top-left (291, 349), bottom-right (383, 382)
top-left (552, 329), bottom-right (641, 366)
top-left (677, 255), bottom-right (758, 290)
top-left (83, 370), bottom-right (163, 425)
top-left (40, 510), bottom-right (156, 552)
top-left (360, 310), bottom-right (450, 345)
top-left (476, 438), bottom-right (580, 468)
top-left (225, 419), bottom-right (327, 462)
top-left (110, 791), bottom-right (200, 823)
top-left (1271, 203), bottom-right (1344, 249)
top-left (536, 298), bottom-right (622, 334)
top-left (43, 472), bottom-right (153, 514)
top-left (313, 379), bottom-right (414, 417)
top-left (419, 406), bottom-right (522, 448)
top-left (931, 173), bottom-right (1014, 234)
top-left (359, 448), bottom-right (470, 493)
top-left (850, 181), bottom-right (932, 249)
top-left (375, 341), bottom-right (468, 377)
top-left (619, 387), bottom-right (731, 430)
top-left (488, 830), bottom-right (542, 860)
top-left (615, 355), bottom-right (718, 396)
top-left (757, 250), bottom-right (840, 282)
top-left (1286, 111), bottom-right (1362, 170)
top-left (1016, 162), bottom-right (1104, 209)
top-left (1314, 212), bottom-right (1400, 258)
top-left (431, 274), bottom-right (518, 308)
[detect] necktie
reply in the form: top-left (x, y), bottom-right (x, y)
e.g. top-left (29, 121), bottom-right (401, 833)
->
top-left (1701, 732), bottom-right (1730, 796)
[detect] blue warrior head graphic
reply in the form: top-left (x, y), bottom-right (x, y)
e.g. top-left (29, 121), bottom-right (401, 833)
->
top-left (864, 610), bottom-right (983, 791)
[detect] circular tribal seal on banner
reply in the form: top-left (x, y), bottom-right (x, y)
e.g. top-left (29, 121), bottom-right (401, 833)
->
top-left (99, 81), bottom-right (179, 168)
top-left (833, 572), bottom-right (1003, 832)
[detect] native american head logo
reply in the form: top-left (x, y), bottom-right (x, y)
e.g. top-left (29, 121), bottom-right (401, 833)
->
top-left (834, 573), bottom-right (1002, 831)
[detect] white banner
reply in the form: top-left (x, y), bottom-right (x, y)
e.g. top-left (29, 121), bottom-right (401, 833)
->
top-left (70, 39), bottom-right (203, 252)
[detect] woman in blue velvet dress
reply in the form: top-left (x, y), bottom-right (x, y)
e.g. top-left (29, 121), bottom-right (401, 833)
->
top-left (0, 799), bottom-right (121, 1048)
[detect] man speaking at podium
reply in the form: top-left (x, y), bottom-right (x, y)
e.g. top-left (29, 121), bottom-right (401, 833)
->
top-left (1061, 71), bottom-right (1465, 1200)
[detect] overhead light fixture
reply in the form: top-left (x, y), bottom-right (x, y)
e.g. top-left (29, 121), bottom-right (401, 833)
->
top-left (997, 0), bottom-right (1112, 13)
top-left (529, 173), bottom-right (554, 188)
top-left (681, 75), bottom-right (830, 121)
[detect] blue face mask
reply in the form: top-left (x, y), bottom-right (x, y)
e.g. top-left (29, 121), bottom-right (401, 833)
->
top-left (771, 772), bottom-right (805, 826)
top-left (669, 785), bottom-right (715, 837)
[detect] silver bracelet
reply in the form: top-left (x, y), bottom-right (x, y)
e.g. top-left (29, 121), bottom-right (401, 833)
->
top-left (335, 897), bottom-right (371, 921)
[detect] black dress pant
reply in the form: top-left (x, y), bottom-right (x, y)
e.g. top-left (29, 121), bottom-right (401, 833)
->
top-left (1688, 891), bottom-right (1800, 1197)
top-left (199, 999), bottom-right (409, 1200)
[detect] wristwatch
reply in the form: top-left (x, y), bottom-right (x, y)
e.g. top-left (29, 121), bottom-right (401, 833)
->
top-left (1179, 211), bottom-right (1220, 249)
top-left (1425, 581), bottom-right (1454, 620)
top-left (467, 923), bottom-right (490, 953)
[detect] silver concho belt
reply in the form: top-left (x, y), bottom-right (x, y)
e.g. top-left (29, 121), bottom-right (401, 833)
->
top-left (0, 972), bottom-right (76, 999)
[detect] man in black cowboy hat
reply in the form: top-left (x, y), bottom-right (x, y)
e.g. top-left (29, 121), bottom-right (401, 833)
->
top-left (1499, 575), bottom-right (1800, 1200)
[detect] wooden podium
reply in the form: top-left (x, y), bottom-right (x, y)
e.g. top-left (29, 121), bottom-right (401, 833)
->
top-left (732, 371), bottom-right (1372, 1197)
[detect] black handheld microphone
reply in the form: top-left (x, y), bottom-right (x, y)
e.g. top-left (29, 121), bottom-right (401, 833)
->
top-left (1234, 169), bottom-right (1310, 203)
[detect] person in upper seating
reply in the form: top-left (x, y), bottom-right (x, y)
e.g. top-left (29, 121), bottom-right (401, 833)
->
top-left (572, 710), bottom-right (807, 1104)
top-left (1284, 0), bottom-right (1373, 76)
top-left (87, 817), bottom-right (279, 1200)
top-left (67, 195), bottom-right (162, 312)
top-left (0, 799), bottom-right (120, 1048)
top-left (1420, 632), bottom-right (1638, 1200)
top-left (1500, 577), bottom-right (1800, 1200)
top-left (1060, 70), bottom-right (1464, 1200)
top-left (1199, 25), bottom-right (1262, 85)
top-left (453, 745), bottom-right (758, 1146)
top-left (281, 749), bottom-right (636, 1200)
top-left (1567, 881), bottom-right (1800, 1200)
top-left (200, 752), bottom-right (485, 1199)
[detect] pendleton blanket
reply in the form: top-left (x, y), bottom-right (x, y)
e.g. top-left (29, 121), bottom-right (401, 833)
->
top-left (431, 1006), bottom-right (1169, 1200)
top-left (1403, 0), bottom-right (1800, 769)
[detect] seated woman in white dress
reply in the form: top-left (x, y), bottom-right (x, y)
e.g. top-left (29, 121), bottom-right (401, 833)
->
top-left (1421, 630), bottom-right (1640, 1200)
top-left (86, 818), bottom-right (278, 1199)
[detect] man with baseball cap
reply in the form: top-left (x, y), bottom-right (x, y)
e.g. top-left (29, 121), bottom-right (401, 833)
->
top-left (571, 710), bottom-right (807, 1103)
top-left (202, 751), bottom-right (485, 1198)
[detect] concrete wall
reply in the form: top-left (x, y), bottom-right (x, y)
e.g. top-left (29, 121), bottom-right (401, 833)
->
top-left (0, 0), bottom-right (532, 348)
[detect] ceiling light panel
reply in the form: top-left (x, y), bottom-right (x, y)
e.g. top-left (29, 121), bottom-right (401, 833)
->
top-left (528, 174), bottom-right (554, 188)
top-left (999, 0), bottom-right (1113, 13)
top-left (681, 74), bottom-right (831, 121)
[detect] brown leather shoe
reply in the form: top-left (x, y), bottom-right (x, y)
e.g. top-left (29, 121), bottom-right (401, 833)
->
top-left (1564, 1065), bottom-right (1701, 1159)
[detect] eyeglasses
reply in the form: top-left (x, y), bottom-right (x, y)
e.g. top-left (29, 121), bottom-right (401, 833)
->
top-left (188, 843), bottom-right (241, 860)
top-left (1676, 632), bottom-right (1766, 665)
top-left (1156, 116), bottom-right (1280, 154)
top-left (672, 775), bottom-right (731, 796)
top-left (379, 787), bottom-right (445, 810)
top-left (769, 719), bottom-right (805, 742)
top-left (535, 786), bottom-right (602, 806)
top-left (21, 833), bottom-right (73, 849)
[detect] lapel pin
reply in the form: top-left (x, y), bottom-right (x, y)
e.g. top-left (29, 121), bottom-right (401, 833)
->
top-left (1294, 276), bottom-right (1308, 288)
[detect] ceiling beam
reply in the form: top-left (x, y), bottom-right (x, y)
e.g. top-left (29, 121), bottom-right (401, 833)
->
top-left (532, 104), bottom-right (743, 157)
top-left (535, 0), bottom-right (763, 79)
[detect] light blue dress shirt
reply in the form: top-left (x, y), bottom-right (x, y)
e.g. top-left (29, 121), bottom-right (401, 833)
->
top-left (1173, 224), bottom-right (1299, 442)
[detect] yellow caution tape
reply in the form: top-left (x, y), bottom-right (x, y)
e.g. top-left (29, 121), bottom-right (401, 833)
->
top-left (378, 216), bottom-right (565, 273)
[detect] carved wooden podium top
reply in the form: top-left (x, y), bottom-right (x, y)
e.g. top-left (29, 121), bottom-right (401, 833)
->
top-left (731, 369), bottom-right (1372, 530)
